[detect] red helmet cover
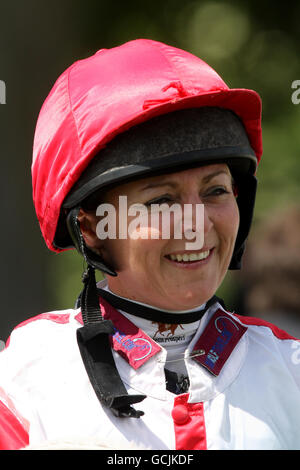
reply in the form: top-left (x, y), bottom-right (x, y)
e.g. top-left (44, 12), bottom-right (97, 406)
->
top-left (32, 39), bottom-right (262, 252)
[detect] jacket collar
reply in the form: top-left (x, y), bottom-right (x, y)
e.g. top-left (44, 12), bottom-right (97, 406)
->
top-left (75, 296), bottom-right (248, 402)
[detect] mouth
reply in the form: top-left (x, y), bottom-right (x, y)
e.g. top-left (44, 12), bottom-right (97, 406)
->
top-left (164, 248), bottom-right (214, 268)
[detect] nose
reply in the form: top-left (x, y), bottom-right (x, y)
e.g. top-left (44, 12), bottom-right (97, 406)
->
top-left (179, 194), bottom-right (213, 251)
top-left (183, 194), bottom-right (213, 235)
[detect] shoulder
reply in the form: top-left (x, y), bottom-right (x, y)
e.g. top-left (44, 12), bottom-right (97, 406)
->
top-left (0, 309), bottom-right (80, 449)
top-left (7, 309), bottom-right (74, 336)
top-left (232, 313), bottom-right (300, 341)
top-left (231, 312), bottom-right (300, 387)
top-left (7, 308), bottom-right (77, 340)
top-left (0, 308), bottom-right (80, 379)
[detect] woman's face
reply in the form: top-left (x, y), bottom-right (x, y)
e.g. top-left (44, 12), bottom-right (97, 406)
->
top-left (79, 163), bottom-right (240, 310)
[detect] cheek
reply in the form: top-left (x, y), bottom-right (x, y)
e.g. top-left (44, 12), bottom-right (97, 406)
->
top-left (224, 201), bottom-right (240, 245)
top-left (233, 201), bottom-right (240, 237)
top-left (215, 200), bottom-right (240, 247)
top-left (103, 236), bottom-right (165, 274)
top-left (128, 223), bottom-right (161, 241)
top-left (116, 212), bottom-right (168, 266)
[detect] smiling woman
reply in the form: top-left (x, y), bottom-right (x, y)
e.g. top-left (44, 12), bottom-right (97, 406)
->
top-left (78, 164), bottom-right (239, 311)
top-left (0, 39), bottom-right (299, 451)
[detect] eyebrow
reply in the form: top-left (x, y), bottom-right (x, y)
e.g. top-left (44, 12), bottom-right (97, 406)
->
top-left (140, 170), bottom-right (230, 191)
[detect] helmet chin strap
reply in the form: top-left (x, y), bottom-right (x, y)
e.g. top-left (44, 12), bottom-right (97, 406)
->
top-left (67, 207), bottom-right (146, 418)
top-left (66, 206), bottom-right (117, 276)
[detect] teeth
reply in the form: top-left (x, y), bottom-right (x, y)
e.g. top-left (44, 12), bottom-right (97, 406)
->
top-left (169, 250), bottom-right (210, 262)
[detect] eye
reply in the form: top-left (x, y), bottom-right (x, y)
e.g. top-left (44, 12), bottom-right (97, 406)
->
top-left (145, 195), bottom-right (174, 206)
top-left (204, 186), bottom-right (231, 198)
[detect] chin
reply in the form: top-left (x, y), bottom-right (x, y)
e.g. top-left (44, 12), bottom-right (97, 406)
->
top-left (170, 288), bottom-right (214, 310)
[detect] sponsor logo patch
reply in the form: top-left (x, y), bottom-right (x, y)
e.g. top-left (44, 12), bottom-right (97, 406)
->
top-left (191, 310), bottom-right (247, 375)
top-left (98, 298), bottom-right (161, 369)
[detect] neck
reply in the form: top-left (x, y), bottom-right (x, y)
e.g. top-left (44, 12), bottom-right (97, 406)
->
top-left (96, 279), bottom-right (221, 324)
top-left (107, 289), bottom-right (206, 314)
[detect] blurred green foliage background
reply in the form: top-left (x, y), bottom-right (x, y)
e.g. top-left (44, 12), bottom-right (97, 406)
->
top-left (0, 0), bottom-right (299, 340)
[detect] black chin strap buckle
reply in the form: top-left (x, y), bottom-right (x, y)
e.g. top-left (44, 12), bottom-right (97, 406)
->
top-left (111, 407), bottom-right (144, 419)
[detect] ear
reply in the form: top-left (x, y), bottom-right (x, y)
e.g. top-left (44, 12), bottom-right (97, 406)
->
top-left (77, 208), bottom-right (101, 251)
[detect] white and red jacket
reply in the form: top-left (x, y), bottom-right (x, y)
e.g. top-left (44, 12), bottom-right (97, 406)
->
top-left (0, 298), bottom-right (300, 450)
